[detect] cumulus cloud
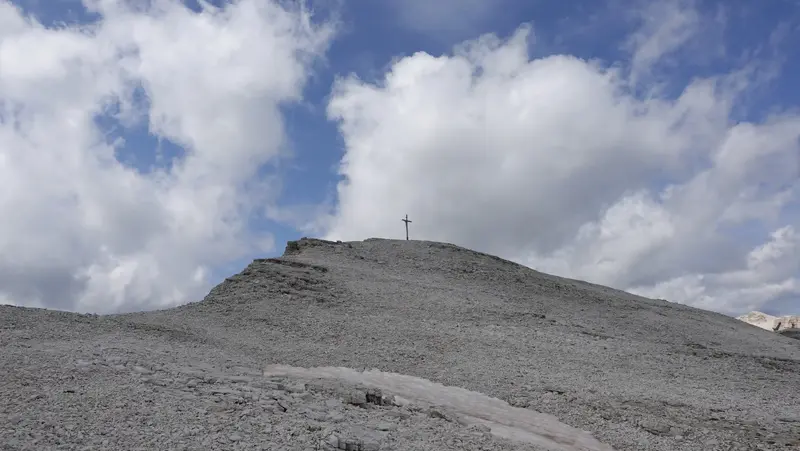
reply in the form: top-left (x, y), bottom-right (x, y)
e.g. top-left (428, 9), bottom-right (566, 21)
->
top-left (322, 16), bottom-right (800, 315)
top-left (0, 0), bottom-right (332, 313)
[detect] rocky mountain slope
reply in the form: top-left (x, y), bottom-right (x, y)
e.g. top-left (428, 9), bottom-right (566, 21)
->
top-left (2, 237), bottom-right (799, 450)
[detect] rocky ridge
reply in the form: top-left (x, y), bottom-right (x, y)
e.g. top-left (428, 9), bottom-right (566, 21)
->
top-left (2, 237), bottom-right (800, 450)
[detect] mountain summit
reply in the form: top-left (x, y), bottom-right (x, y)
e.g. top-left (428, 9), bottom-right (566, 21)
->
top-left (2, 237), bottom-right (799, 450)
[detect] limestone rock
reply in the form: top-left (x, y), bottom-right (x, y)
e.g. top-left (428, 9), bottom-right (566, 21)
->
top-left (737, 311), bottom-right (800, 332)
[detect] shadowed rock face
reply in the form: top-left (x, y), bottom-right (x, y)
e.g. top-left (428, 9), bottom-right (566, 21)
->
top-left (779, 329), bottom-right (800, 340)
top-left (2, 237), bottom-right (799, 451)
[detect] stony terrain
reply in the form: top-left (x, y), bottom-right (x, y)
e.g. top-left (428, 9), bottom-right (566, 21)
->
top-left (2, 237), bottom-right (799, 450)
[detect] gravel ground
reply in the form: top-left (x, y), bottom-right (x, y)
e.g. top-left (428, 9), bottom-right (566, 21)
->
top-left (2, 237), bottom-right (799, 450)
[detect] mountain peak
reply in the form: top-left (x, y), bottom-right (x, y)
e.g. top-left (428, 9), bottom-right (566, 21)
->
top-left (4, 237), bottom-right (800, 450)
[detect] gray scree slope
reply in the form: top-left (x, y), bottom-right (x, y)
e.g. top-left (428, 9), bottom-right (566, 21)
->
top-left (2, 237), bottom-right (799, 450)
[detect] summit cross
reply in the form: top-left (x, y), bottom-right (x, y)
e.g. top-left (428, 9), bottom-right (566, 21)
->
top-left (402, 214), bottom-right (412, 240)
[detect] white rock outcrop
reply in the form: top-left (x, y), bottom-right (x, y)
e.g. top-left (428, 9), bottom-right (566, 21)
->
top-left (737, 311), bottom-right (800, 331)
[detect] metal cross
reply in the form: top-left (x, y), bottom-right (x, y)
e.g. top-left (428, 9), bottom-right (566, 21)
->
top-left (401, 214), bottom-right (412, 240)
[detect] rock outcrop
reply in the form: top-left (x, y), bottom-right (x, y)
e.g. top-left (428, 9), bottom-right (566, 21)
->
top-left (737, 311), bottom-right (800, 333)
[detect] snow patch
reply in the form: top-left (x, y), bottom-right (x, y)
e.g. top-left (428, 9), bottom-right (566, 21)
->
top-left (263, 364), bottom-right (614, 451)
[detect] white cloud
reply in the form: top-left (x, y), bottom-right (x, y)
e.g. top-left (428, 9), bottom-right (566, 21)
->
top-left (633, 226), bottom-right (799, 313)
top-left (0, 0), bottom-right (333, 313)
top-left (323, 17), bottom-right (800, 315)
top-left (622, 0), bottom-right (702, 85)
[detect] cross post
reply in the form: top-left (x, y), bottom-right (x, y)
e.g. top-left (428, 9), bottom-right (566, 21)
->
top-left (401, 214), bottom-right (412, 240)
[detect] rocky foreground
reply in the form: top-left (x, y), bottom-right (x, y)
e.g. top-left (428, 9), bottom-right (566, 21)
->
top-left (2, 238), bottom-right (799, 450)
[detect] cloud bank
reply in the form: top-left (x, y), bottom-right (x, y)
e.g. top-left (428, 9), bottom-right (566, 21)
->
top-left (323, 20), bottom-right (800, 315)
top-left (0, 0), bottom-right (332, 313)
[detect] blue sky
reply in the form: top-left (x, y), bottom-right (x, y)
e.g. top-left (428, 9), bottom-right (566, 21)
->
top-left (0, 0), bottom-right (798, 315)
